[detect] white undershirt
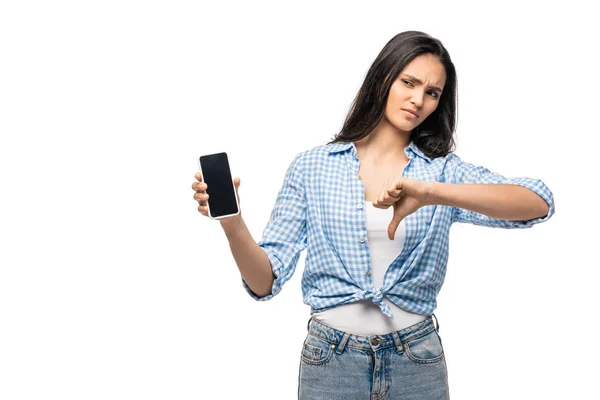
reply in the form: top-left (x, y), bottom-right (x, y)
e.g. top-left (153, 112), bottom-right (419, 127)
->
top-left (311, 200), bottom-right (427, 335)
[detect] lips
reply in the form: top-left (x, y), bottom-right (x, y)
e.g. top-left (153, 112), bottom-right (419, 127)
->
top-left (402, 109), bottom-right (418, 117)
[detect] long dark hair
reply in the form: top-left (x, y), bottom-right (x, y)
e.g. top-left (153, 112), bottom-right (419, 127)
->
top-left (326, 31), bottom-right (458, 159)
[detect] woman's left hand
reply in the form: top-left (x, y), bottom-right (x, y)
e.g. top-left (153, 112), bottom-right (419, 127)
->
top-left (372, 177), bottom-right (432, 240)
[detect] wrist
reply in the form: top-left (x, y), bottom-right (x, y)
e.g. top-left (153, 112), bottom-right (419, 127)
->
top-left (424, 181), bottom-right (441, 205)
top-left (220, 215), bottom-right (244, 232)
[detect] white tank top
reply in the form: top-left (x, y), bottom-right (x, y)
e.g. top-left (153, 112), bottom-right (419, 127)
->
top-left (311, 200), bottom-right (427, 335)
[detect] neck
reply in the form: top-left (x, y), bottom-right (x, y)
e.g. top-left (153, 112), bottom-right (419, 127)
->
top-left (354, 118), bottom-right (411, 163)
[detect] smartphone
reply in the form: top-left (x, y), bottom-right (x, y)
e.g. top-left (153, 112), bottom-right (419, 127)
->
top-left (198, 152), bottom-right (240, 220)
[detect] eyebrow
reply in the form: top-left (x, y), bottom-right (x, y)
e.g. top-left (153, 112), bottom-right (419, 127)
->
top-left (401, 74), bottom-right (444, 93)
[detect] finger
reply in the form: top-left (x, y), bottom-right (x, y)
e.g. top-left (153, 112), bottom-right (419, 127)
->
top-left (394, 177), bottom-right (403, 190)
top-left (387, 186), bottom-right (402, 198)
top-left (383, 179), bottom-right (397, 203)
top-left (195, 172), bottom-right (203, 181)
top-left (373, 181), bottom-right (389, 207)
top-left (192, 182), bottom-right (208, 191)
top-left (387, 178), bottom-right (403, 197)
top-left (198, 204), bottom-right (208, 215)
top-left (194, 192), bottom-right (209, 202)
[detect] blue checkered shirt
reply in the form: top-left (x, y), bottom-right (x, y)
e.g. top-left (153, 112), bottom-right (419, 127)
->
top-left (242, 141), bottom-right (555, 318)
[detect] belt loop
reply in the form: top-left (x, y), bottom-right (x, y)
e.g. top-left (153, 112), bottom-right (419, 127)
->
top-left (432, 313), bottom-right (440, 332)
top-left (335, 333), bottom-right (350, 355)
top-left (391, 331), bottom-right (404, 354)
top-left (307, 315), bottom-right (313, 332)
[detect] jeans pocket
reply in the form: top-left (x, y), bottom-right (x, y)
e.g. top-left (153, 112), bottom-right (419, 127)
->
top-left (403, 329), bottom-right (445, 365)
top-left (300, 333), bottom-right (335, 366)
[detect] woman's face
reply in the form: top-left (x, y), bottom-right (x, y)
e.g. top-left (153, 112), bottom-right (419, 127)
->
top-left (384, 53), bottom-right (446, 132)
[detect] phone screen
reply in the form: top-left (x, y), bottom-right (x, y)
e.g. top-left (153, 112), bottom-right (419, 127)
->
top-left (199, 152), bottom-right (239, 218)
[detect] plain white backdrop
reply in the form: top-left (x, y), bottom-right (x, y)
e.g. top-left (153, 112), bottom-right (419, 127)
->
top-left (1, 1), bottom-right (598, 399)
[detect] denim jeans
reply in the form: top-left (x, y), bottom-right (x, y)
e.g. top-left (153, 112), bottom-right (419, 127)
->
top-left (298, 314), bottom-right (450, 399)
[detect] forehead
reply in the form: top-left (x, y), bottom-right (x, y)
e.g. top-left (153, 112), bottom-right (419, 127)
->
top-left (401, 54), bottom-right (446, 87)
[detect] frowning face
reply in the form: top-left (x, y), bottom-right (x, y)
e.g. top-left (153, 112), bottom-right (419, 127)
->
top-left (384, 53), bottom-right (446, 132)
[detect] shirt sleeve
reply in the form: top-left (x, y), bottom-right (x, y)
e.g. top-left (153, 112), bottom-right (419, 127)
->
top-left (242, 153), bottom-right (308, 300)
top-left (447, 153), bottom-right (555, 228)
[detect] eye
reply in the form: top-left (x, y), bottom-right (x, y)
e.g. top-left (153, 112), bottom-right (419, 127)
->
top-left (402, 79), bottom-right (439, 99)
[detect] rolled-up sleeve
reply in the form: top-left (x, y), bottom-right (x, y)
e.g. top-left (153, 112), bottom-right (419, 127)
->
top-left (448, 154), bottom-right (555, 228)
top-left (242, 153), bottom-right (308, 300)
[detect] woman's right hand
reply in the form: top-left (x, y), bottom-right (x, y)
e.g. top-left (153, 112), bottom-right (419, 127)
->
top-left (192, 172), bottom-right (242, 223)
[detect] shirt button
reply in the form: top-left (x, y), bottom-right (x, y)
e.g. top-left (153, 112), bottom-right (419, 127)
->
top-left (358, 204), bottom-right (363, 209)
top-left (358, 175), bottom-right (362, 181)
top-left (365, 270), bottom-right (371, 276)
top-left (359, 237), bottom-right (366, 243)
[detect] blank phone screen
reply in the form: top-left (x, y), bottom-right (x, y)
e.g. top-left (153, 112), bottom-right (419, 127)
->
top-left (199, 152), bottom-right (239, 218)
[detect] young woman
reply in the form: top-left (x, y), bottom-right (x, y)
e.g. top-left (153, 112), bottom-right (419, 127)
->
top-left (192, 31), bottom-right (555, 399)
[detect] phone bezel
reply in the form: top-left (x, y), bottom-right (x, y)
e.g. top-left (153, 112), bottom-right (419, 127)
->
top-left (198, 152), bottom-right (240, 220)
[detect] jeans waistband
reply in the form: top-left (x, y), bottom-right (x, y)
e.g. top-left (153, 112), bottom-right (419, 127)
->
top-left (305, 313), bottom-right (439, 355)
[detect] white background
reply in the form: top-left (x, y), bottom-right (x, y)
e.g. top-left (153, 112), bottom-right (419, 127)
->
top-left (1, 1), bottom-right (598, 399)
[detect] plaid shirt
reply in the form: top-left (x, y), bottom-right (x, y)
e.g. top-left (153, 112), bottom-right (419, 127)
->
top-left (242, 141), bottom-right (555, 318)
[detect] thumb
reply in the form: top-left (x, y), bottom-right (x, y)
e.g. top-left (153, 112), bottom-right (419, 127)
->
top-left (388, 219), bottom-right (402, 241)
top-left (233, 177), bottom-right (241, 200)
top-left (388, 206), bottom-right (404, 241)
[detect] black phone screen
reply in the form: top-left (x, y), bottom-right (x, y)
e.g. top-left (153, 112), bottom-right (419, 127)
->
top-left (199, 152), bottom-right (239, 218)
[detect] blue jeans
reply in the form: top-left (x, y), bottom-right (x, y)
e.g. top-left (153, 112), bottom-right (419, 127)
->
top-left (298, 314), bottom-right (450, 399)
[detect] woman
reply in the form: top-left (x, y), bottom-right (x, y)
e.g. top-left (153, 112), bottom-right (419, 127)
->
top-left (192, 31), bottom-right (555, 399)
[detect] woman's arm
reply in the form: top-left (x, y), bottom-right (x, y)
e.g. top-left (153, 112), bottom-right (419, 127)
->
top-left (440, 153), bottom-right (555, 228)
top-left (238, 152), bottom-right (308, 300)
top-left (377, 154), bottom-right (554, 237)
top-left (221, 217), bottom-right (275, 298)
top-left (427, 182), bottom-right (550, 221)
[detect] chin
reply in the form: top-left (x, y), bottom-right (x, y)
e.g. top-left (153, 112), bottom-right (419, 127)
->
top-left (390, 119), bottom-right (416, 132)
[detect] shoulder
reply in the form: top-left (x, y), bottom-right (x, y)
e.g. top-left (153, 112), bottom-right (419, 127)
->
top-left (442, 152), bottom-right (461, 163)
top-left (439, 152), bottom-right (463, 170)
top-left (292, 143), bottom-right (338, 167)
top-left (279, 144), bottom-right (327, 179)
top-left (304, 142), bottom-right (337, 157)
top-left (419, 150), bottom-right (460, 171)
top-left (432, 152), bottom-right (463, 183)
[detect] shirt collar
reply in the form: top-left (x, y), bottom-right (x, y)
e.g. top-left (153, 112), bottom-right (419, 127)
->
top-left (326, 140), bottom-right (431, 162)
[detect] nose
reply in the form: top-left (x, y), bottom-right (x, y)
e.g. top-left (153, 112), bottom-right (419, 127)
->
top-left (410, 91), bottom-right (425, 108)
